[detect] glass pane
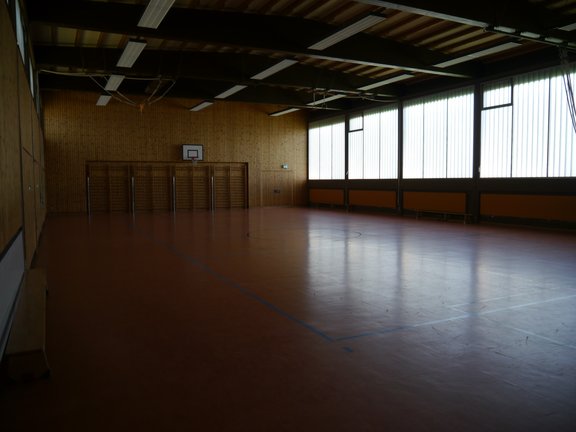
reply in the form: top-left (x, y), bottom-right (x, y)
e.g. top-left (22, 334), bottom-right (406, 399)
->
top-left (380, 108), bottom-right (398, 179)
top-left (483, 79), bottom-right (512, 108)
top-left (481, 106), bottom-right (512, 177)
top-left (403, 103), bottom-right (424, 178)
top-left (447, 92), bottom-right (474, 178)
top-left (423, 99), bottom-right (447, 178)
top-left (363, 111), bottom-right (380, 179)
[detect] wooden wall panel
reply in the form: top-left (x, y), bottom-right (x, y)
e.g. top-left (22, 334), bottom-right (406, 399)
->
top-left (481, 194), bottom-right (576, 222)
top-left (0, 3), bottom-right (23, 252)
top-left (18, 63), bottom-right (33, 156)
top-left (43, 92), bottom-right (307, 213)
top-left (22, 151), bottom-right (36, 267)
top-left (403, 192), bottom-right (467, 213)
top-left (349, 190), bottom-right (396, 209)
top-left (261, 170), bottom-right (294, 206)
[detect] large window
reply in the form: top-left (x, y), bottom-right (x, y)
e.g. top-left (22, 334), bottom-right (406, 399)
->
top-left (348, 106), bottom-right (398, 179)
top-left (308, 117), bottom-right (345, 180)
top-left (481, 66), bottom-right (576, 178)
top-left (403, 88), bottom-right (474, 179)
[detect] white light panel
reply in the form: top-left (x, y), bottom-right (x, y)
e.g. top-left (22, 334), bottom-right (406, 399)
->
top-left (357, 74), bottom-right (412, 91)
top-left (189, 101), bottom-right (214, 112)
top-left (138, 0), bottom-right (176, 29)
top-left (308, 14), bottom-right (385, 50)
top-left (96, 94), bottom-right (112, 106)
top-left (251, 59), bottom-right (298, 80)
top-left (215, 85), bottom-right (247, 99)
top-left (116, 40), bottom-right (147, 68)
top-left (434, 42), bottom-right (521, 68)
top-left (269, 108), bottom-right (300, 117)
top-left (104, 74), bottom-right (125, 91)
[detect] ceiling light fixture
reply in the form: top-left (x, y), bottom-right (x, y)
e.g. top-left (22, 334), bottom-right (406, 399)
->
top-left (559, 23), bottom-right (576, 32)
top-left (116, 40), bottom-right (147, 68)
top-left (269, 107), bottom-right (301, 117)
top-left (215, 85), bottom-right (247, 99)
top-left (520, 31), bottom-right (541, 39)
top-left (189, 101), bottom-right (214, 112)
top-left (357, 74), bottom-right (412, 91)
top-left (308, 14), bottom-right (386, 50)
top-left (493, 25), bottom-right (517, 34)
top-left (307, 94), bottom-right (346, 106)
top-left (138, 0), bottom-right (176, 29)
top-left (104, 74), bottom-right (125, 91)
top-left (434, 42), bottom-right (521, 68)
top-left (251, 59), bottom-right (299, 80)
top-left (96, 94), bottom-right (112, 106)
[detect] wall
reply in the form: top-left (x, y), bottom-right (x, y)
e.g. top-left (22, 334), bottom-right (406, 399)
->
top-left (0, 0), bottom-right (46, 358)
top-left (43, 91), bottom-right (308, 213)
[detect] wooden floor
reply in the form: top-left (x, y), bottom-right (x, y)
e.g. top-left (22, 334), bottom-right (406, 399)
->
top-left (1, 208), bottom-right (575, 431)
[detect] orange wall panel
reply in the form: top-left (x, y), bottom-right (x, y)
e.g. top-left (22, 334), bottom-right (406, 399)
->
top-left (403, 192), bottom-right (466, 213)
top-left (481, 194), bottom-right (576, 222)
top-left (309, 189), bottom-right (344, 205)
top-left (349, 190), bottom-right (396, 209)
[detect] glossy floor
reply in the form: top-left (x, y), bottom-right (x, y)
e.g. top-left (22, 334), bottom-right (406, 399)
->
top-left (1, 208), bottom-right (575, 431)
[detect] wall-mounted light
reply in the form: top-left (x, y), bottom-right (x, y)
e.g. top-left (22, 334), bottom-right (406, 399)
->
top-left (189, 100), bottom-right (214, 112)
top-left (104, 74), bottom-right (125, 91)
top-left (96, 94), bottom-right (112, 106)
top-left (116, 40), bottom-right (147, 68)
top-left (138, 0), bottom-right (176, 29)
top-left (308, 14), bottom-right (386, 50)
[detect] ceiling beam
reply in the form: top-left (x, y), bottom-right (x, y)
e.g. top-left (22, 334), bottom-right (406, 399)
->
top-left (33, 46), bottom-right (403, 96)
top-left (25, 0), bottom-right (472, 78)
top-left (355, 0), bottom-right (576, 45)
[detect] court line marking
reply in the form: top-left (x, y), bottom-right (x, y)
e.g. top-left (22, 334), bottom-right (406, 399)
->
top-left (337, 295), bottom-right (576, 344)
top-left (133, 223), bottom-right (334, 343)
top-left (132, 220), bottom-right (576, 348)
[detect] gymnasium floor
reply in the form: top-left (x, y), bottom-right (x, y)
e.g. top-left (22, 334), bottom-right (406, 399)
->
top-left (1, 208), bottom-right (575, 431)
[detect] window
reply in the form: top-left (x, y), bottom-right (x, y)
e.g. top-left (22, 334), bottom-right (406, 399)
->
top-left (15, 0), bottom-right (25, 62)
top-left (481, 66), bottom-right (576, 178)
top-left (403, 88), bottom-right (474, 178)
top-left (348, 106), bottom-right (398, 179)
top-left (308, 117), bottom-right (345, 179)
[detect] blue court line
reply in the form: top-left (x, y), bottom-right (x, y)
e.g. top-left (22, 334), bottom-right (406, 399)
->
top-left (132, 224), bottom-right (334, 343)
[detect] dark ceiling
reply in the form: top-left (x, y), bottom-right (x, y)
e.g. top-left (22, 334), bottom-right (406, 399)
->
top-left (24, 0), bottom-right (576, 115)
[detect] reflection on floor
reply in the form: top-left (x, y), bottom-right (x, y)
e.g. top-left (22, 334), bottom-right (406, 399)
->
top-left (1, 208), bottom-right (575, 431)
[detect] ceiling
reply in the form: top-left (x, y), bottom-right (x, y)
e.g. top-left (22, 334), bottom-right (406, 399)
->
top-left (24, 0), bottom-right (576, 115)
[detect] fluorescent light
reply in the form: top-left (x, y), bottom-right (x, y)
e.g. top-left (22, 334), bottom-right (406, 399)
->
top-left (138, 0), bottom-right (176, 29)
top-left (493, 26), bottom-right (516, 34)
top-left (96, 94), bottom-right (112, 106)
top-left (307, 94), bottom-right (346, 106)
top-left (559, 23), bottom-right (576, 31)
top-left (545, 36), bottom-right (564, 44)
top-left (434, 42), bottom-right (521, 68)
top-left (116, 40), bottom-right (147, 68)
top-left (520, 31), bottom-right (541, 39)
top-left (215, 85), bottom-right (247, 99)
top-left (269, 108), bottom-right (300, 117)
top-left (251, 59), bottom-right (298, 80)
top-left (189, 101), bottom-right (214, 112)
top-left (104, 74), bottom-right (125, 91)
top-left (357, 74), bottom-right (412, 91)
top-left (308, 14), bottom-right (386, 50)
